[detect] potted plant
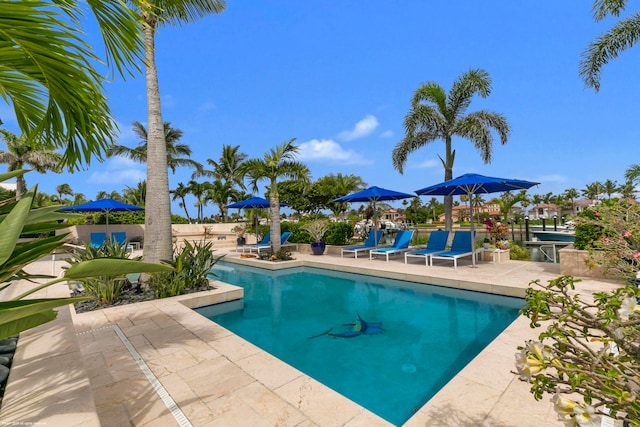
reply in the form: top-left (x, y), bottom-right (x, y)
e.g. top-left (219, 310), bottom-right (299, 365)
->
top-left (302, 219), bottom-right (329, 255)
top-left (483, 237), bottom-right (491, 249)
top-left (231, 224), bottom-right (246, 246)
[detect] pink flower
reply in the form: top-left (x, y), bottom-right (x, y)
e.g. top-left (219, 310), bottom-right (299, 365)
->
top-left (632, 252), bottom-right (640, 260)
top-left (594, 212), bottom-right (600, 217)
top-left (623, 230), bottom-right (632, 238)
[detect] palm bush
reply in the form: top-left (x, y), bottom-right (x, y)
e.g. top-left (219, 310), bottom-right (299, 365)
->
top-left (150, 240), bottom-right (223, 298)
top-left (64, 240), bottom-right (142, 305)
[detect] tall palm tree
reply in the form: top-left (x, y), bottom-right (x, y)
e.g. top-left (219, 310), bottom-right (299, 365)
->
top-left (563, 188), bottom-right (580, 215)
top-left (132, 1), bottom-right (225, 263)
top-left (96, 190), bottom-right (123, 201)
top-left (171, 182), bottom-right (193, 223)
top-left (74, 193), bottom-right (88, 205)
top-left (582, 182), bottom-right (604, 200)
top-left (195, 144), bottom-right (248, 188)
top-left (123, 180), bottom-right (146, 207)
top-left (580, 1), bottom-right (640, 91)
top-left (243, 139), bottom-right (310, 252)
top-left (55, 183), bottom-right (73, 205)
top-left (602, 179), bottom-right (619, 199)
top-left (0, 2), bottom-right (144, 170)
top-left (187, 180), bottom-right (213, 223)
top-left (392, 69), bottom-right (511, 231)
top-left (619, 180), bottom-right (637, 199)
top-left (109, 121), bottom-right (203, 174)
top-left (207, 179), bottom-right (235, 222)
top-left (625, 164), bottom-right (640, 186)
top-left (0, 130), bottom-right (62, 199)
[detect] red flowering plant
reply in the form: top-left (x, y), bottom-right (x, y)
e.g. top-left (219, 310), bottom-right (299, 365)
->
top-left (484, 219), bottom-right (509, 241)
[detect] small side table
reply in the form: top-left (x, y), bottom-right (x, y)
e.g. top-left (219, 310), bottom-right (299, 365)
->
top-left (479, 248), bottom-right (509, 264)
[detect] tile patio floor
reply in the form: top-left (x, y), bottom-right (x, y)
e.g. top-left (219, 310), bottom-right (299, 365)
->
top-left (0, 247), bottom-right (624, 426)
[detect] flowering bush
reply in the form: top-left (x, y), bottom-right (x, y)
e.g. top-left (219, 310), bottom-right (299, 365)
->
top-left (516, 275), bottom-right (640, 426)
top-left (231, 224), bottom-right (246, 237)
top-left (485, 219), bottom-right (509, 241)
top-left (517, 202), bottom-right (640, 425)
top-left (576, 201), bottom-right (640, 280)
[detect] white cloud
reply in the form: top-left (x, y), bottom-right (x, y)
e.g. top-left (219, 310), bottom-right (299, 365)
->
top-left (297, 139), bottom-right (371, 165)
top-left (410, 159), bottom-right (439, 169)
top-left (88, 157), bottom-right (145, 185)
top-left (536, 174), bottom-right (568, 184)
top-left (198, 100), bottom-right (217, 112)
top-left (380, 130), bottom-right (394, 138)
top-left (338, 115), bottom-right (379, 141)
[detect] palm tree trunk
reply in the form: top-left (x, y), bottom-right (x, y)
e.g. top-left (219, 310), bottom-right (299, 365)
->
top-left (270, 196), bottom-right (281, 252)
top-left (142, 20), bottom-right (173, 263)
top-left (15, 175), bottom-right (26, 200)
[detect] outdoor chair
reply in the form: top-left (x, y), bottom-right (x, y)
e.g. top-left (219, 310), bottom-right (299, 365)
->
top-left (111, 231), bottom-right (133, 252)
top-left (404, 230), bottom-right (450, 266)
top-left (247, 231), bottom-right (292, 255)
top-left (341, 230), bottom-right (384, 259)
top-left (241, 231), bottom-right (270, 253)
top-left (90, 232), bottom-right (107, 248)
top-left (429, 231), bottom-right (476, 268)
top-left (369, 230), bottom-right (415, 262)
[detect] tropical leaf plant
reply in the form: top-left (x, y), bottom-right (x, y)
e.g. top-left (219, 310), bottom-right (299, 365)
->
top-left (0, 170), bottom-right (173, 340)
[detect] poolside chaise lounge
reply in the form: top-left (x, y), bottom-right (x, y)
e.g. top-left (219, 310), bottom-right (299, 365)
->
top-left (90, 232), bottom-right (107, 248)
top-left (404, 230), bottom-right (450, 265)
top-left (111, 231), bottom-right (133, 252)
top-left (247, 231), bottom-right (292, 255)
top-left (341, 230), bottom-right (384, 259)
top-left (241, 231), bottom-right (271, 253)
top-left (369, 230), bottom-right (415, 262)
top-left (429, 230), bottom-right (476, 268)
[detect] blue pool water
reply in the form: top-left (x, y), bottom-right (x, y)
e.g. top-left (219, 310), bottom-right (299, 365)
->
top-left (195, 262), bottom-right (524, 426)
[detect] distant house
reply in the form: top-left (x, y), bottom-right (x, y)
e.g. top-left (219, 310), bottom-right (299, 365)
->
top-left (572, 199), bottom-right (600, 216)
top-left (381, 208), bottom-right (405, 222)
top-left (527, 203), bottom-right (561, 220)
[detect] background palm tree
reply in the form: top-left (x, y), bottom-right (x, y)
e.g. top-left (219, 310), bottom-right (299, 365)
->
top-left (96, 190), bottom-right (123, 201)
top-left (602, 179), bottom-right (619, 199)
top-left (625, 164), bottom-right (640, 187)
top-left (171, 182), bottom-right (193, 222)
top-left (133, 0), bottom-right (225, 263)
top-left (0, 2), bottom-right (144, 169)
top-left (243, 139), bottom-right (310, 252)
top-left (123, 181), bottom-right (146, 207)
top-left (195, 144), bottom-right (248, 188)
top-left (563, 188), bottom-right (579, 214)
top-left (0, 129), bottom-right (62, 199)
top-left (109, 121), bottom-right (203, 174)
top-left (582, 182), bottom-right (604, 200)
top-left (207, 179), bottom-right (236, 222)
top-left (55, 183), bottom-right (73, 205)
top-left (187, 180), bottom-right (213, 223)
top-left (392, 69), bottom-right (511, 231)
top-left (580, 1), bottom-right (640, 91)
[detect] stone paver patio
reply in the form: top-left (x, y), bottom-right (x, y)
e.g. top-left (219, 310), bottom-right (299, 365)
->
top-left (0, 247), bottom-right (623, 426)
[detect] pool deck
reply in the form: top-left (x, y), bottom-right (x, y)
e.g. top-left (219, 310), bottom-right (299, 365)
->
top-left (0, 248), bottom-right (623, 426)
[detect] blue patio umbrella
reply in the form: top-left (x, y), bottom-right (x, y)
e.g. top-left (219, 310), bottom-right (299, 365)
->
top-left (226, 197), bottom-right (288, 240)
top-left (415, 173), bottom-right (539, 266)
top-left (334, 186), bottom-right (415, 246)
top-left (60, 198), bottom-right (143, 234)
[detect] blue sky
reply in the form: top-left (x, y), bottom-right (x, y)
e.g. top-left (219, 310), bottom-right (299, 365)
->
top-left (2, 2), bottom-right (639, 217)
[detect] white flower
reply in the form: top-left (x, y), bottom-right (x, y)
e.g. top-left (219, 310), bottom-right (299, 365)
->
top-left (619, 297), bottom-right (640, 320)
top-left (552, 393), bottom-right (577, 418)
top-left (574, 405), bottom-right (599, 427)
top-left (514, 343), bottom-right (547, 380)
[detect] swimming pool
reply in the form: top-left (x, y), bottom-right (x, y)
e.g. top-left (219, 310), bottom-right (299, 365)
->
top-left (195, 262), bottom-right (524, 426)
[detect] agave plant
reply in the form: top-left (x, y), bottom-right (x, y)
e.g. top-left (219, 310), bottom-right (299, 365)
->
top-left (0, 170), bottom-right (173, 340)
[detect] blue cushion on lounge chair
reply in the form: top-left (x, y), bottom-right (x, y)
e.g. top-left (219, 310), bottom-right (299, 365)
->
top-left (341, 230), bottom-right (384, 259)
top-left (90, 232), bottom-right (107, 248)
top-left (405, 230), bottom-right (450, 265)
top-left (369, 230), bottom-right (415, 262)
top-left (111, 231), bottom-right (127, 245)
top-left (429, 231), bottom-right (476, 268)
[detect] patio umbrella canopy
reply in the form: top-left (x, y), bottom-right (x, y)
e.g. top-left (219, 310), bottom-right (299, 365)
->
top-left (334, 186), bottom-right (415, 246)
top-left (415, 173), bottom-right (539, 266)
top-left (226, 196), bottom-right (288, 241)
top-left (60, 198), bottom-right (144, 234)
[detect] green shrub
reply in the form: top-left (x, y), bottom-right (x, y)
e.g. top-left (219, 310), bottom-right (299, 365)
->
top-left (325, 222), bottom-right (353, 245)
top-left (149, 240), bottom-right (223, 298)
top-left (65, 239), bottom-right (142, 305)
top-left (573, 208), bottom-right (604, 250)
top-left (508, 242), bottom-right (531, 261)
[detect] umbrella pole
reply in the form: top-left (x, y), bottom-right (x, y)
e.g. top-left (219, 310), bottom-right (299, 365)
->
top-left (469, 193), bottom-right (476, 267)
